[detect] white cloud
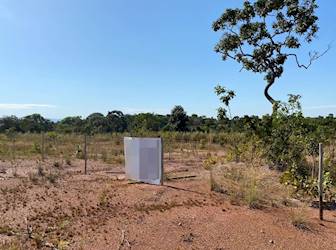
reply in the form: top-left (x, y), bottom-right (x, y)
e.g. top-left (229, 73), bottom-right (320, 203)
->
top-left (0, 104), bottom-right (56, 110)
top-left (305, 105), bottom-right (336, 110)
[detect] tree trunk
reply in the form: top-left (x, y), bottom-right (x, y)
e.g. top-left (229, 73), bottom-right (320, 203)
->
top-left (264, 80), bottom-right (276, 105)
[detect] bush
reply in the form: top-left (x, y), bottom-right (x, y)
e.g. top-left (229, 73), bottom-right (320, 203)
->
top-left (256, 95), bottom-right (307, 171)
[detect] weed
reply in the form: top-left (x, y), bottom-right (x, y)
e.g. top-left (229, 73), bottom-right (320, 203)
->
top-left (37, 165), bottom-right (45, 177)
top-left (32, 142), bottom-right (41, 153)
top-left (0, 240), bottom-right (21, 250)
top-left (46, 171), bottom-right (59, 184)
top-left (32, 233), bottom-right (45, 249)
top-left (29, 173), bottom-right (39, 184)
top-left (57, 240), bottom-right (70, 250)
top-left (65, 158), bottom-right (71, 166)
top-left (0, 225), bottom-right (16, 236)
top-left (59, 219), bottom-right (70, 230)
top-left (113, 155), bottom-right (124, 165)
top-left (244, 181), bottom-right (263, 209)
top-left (101, 150), bottom-right (108, 163)
top-left (135, 201), bottom-right (180, 213)
top-left (12, 166), bottom-right (19, 178)
top-left (76, 145), bottom-right (84, 159)
top-left (98, 190), bottom-right (109, 207)
top-left (209, 171), bottom-right (226, 194)
top-left (53, 161), bottom-right (61, 168)
top-left (203, 156), bottom-right (218, 171)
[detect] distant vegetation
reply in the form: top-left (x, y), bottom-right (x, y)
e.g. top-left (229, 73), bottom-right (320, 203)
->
top-left (0, 105), bottom-right (335, 136)
top-left (0, 106), bottom-right (209, 134)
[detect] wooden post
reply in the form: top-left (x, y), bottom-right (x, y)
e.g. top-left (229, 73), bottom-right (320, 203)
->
top-left (11, 135), bottom-right (16, 162)
top-left (318, 143), bottom-right (324, 221)
top-left (168, 139), bottom-right (171, 161)
top-left (41, 132), bottom-right (45, 162)
top-left (84, 134), bottom-right (88, 175)
top-left (160, 137), bottom-right (164, 186)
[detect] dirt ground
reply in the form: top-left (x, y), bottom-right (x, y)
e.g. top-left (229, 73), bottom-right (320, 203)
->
top-left (1, 157), bottom-right (336, 250)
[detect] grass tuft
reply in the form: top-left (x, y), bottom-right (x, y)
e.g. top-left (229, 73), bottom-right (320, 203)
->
top-left (290, 208), bottom-right (311, 231)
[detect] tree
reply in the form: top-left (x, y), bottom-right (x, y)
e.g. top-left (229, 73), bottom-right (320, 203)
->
top-left (0, 116), bottom-right (21, 133)
top-left (213, 0), bottom-right (327, 107)
top-left (20, 114), bottom-right (53, 133)
top-left (168, 106), bottom-right (188, 132)
top-left (56, 116), bottom-right (84, 133)
top-left (106, 110), bottom-right (127, 133)
top-left (85, 113), bottom-right (108, 134)
top-left (215, 85), bottom-right (236, 120)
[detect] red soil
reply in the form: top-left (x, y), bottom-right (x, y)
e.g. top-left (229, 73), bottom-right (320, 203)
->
top-left (0, 159), bottom-right (336, 249)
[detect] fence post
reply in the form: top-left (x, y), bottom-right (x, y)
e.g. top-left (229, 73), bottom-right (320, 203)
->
top-left (160, 137), bottom-right (164, 186)
top-left (84, 134), bottom-right (88, 175)
top-left (168, 138), bottom-right (171, 161)
top-left (11, 134), bottom-right (16, 162)
top-left (41, 132), bottom-right (45, 162)
top-left (318, 143), bottom-right (324, 221)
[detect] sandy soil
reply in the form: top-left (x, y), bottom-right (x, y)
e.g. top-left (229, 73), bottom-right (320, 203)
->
top-left (1, 158), bottom-right (336, 250)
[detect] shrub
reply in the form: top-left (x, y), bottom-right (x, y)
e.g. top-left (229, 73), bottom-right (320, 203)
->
top-left (281, 165), bottom-right (335, 201)
top-left (257, 95), bottom-right (308, 172)
top-left (202, 155), bottom-right (218, 171)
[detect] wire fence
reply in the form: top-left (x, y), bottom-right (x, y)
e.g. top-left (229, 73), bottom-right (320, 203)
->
top-left (0, 132), bottom-right (335, 176)
top-left (0, 132), bottom-right (225, 170)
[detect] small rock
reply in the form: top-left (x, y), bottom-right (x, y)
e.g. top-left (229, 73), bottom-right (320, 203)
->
top-left (44, 242), bottom-right (55, 248)
top-left (269, 240), bottom-right (274, 244)
top-left (182, 233), bottom-right (195, 243)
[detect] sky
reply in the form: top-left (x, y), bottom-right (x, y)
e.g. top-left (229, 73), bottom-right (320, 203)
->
top-left (0, 0), bottom-right (335, 119)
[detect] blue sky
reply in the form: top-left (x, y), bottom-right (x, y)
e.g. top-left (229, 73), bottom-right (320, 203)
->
top-left (0, 0), bottom-right (335, 119)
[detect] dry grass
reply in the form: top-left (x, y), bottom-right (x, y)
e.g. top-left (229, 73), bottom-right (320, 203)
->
top-left (0, 132), bottom-right (226, 164)
top-left (210, 164), bottom-right (290, 209)
top-left (28, 165), bottom-right (60, 185)
top-left (135, 201), bottom-right (181, 213)
top-left (98, 189), bottom-right (109, 207)
top-left (0, 241), bottom-right (21, 250)
top-left (0, 225), bottom-right (17, 236)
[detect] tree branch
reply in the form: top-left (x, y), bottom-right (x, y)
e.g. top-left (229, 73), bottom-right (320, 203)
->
top-left (287, 44), bottom-right (331, 69)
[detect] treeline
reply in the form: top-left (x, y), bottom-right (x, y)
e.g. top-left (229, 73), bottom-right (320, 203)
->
top-left (0, 105), bottom-right (335, 136)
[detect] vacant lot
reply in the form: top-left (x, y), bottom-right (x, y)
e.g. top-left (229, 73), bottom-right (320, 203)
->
top-left (0, 134), bottom-right (336, 249)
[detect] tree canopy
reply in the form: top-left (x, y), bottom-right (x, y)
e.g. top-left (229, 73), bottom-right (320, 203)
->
top-left (168, 105), bottom-right (189, 132)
